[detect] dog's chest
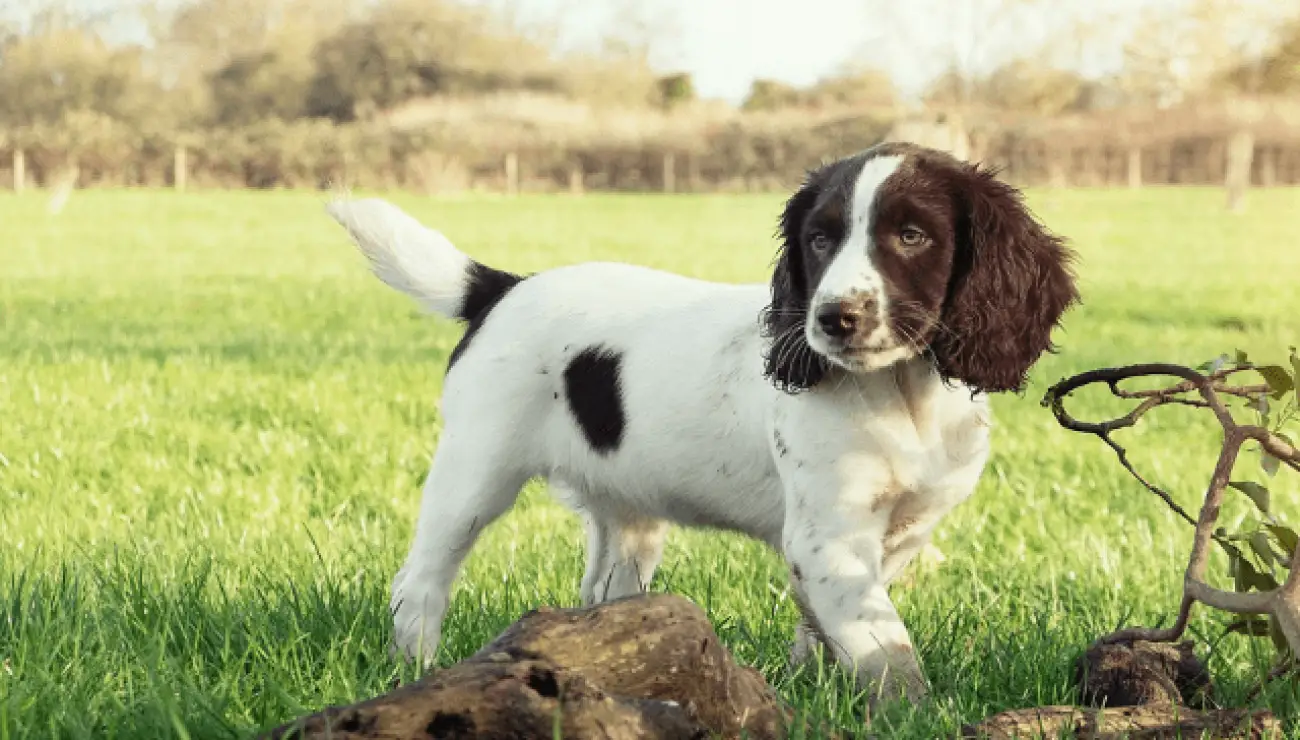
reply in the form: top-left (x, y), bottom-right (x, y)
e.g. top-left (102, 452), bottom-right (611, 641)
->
top-left (777, 369), bottom-right (991, 518)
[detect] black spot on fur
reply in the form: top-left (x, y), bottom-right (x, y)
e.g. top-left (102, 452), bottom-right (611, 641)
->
top-left (773, 429), bottom-right (790, 457)
top-left (446, 262), bottom-right (526, 371)
top-left (563, 345), bottom-right (626, 455)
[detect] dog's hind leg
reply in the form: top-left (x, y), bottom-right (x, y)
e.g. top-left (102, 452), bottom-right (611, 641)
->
top-left (581, 516), bottom-right (668, 604)
top-left (389, 430), bottom-right (530, 666)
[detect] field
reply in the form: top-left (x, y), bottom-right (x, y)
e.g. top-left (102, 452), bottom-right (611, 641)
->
top-left (2, 186), bottom-right (1299, 738)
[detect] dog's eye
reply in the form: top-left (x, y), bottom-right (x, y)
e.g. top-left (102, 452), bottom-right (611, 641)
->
top-left (808, 231), bottom-right (832, 252)
top-left (899, 227), bottom-right (927, 247)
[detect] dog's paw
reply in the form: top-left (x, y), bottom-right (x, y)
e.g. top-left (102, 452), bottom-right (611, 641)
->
top-left (389, 573), bottom-right (446, 667)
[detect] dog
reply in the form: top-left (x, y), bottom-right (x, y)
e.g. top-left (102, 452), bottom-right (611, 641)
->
top-left (326, 142), bottom-right (1078, 704)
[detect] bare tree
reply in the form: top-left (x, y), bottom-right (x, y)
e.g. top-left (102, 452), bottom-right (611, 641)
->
top-left (1117, 0), bottom-right (1300, 106)
top-left (858, 0), bottom-right (1047, 111)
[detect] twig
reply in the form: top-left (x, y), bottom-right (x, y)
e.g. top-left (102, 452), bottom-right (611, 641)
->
top-left (1042, 362), bottom-right (1300, 658)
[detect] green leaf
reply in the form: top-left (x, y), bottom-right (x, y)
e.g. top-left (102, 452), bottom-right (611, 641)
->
top-left (1290, 346), bottom-right (1299, 404)
top-left (1237, 558), bottom-right (1280, 592)
top-left (1225, 617), bottom-right (1272, 637)
top-left (1258, 364), bottom-right (1294, 400)
top-left (1251, 565), bottom-right (1281, 592)
top-left (1250, 532), bottom-right (1276, 568)
top-left (1229, 480), bottom-right (1271, 515)
top-left (1267, 525), bottom-right (1299, 557)
top-left (1262, 450), bottom-right (1280, 477)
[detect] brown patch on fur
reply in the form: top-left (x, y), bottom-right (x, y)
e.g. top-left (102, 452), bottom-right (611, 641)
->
top-left (870, 485), bottom-right (904, 514)
top-left (885, 514), bottom-right (919, 542)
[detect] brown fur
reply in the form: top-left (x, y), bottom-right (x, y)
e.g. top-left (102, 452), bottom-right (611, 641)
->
top-left (762, 143), bottom-right (1079, 395)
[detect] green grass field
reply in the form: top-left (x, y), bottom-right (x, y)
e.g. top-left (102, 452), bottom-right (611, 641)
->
top-left (2, 186), bottom-right (1299, 738)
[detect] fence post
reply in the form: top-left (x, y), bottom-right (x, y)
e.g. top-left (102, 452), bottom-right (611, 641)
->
top-left (505, 151), bottom-right (518, 196)
top-left (1260, 146), bottom-right (1277, 188)
top-left (13, 149), bottom-right (25, 192)
top-left (662, 152), bottom-right (675, 193)
top-left (174, 145), bottom-right (188, 192)
top-left (1126, 146), bottom-right (1142, 189)
top-left (1048, 152), bottom-right (1067, 188)
top-left (1225, 129), bottom-right (1254, 214)
top-left (568, 162), bottom-right (584, 195)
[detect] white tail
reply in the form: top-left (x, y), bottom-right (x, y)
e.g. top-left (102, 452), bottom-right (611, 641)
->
top-left (326, 198), bottom-right (473, 318)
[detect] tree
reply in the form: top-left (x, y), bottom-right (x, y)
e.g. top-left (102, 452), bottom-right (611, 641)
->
top-left (305, 0), bottom-right (557, 122)
top-left (1220, 16), bottom-right (1300, 94)
top-left (803, 66), bottom-right (898, 110)
top-left (207, 50), bottom-right (313, 125)
top-left (1116, 0), bottom-right (1299, 105)
top-left (148, 0), bottom-right (357, 126)
top-left (741, 79), bottom-right (804, 112)
top-left (0, 25), bottom-right (159, 129)
top-left (972, 58), bottom-right (1089, 115)
top-left (863, 0), bottom-right (1047, 111)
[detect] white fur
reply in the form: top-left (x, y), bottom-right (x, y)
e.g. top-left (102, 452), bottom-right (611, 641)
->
top-left (327, 198), bottom-right (992, 705)
top-left (328, 199), bottom-right (472, 316)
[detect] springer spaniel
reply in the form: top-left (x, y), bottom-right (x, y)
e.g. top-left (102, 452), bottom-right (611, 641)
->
top-left (326, 142), bottom-right (1078, 705)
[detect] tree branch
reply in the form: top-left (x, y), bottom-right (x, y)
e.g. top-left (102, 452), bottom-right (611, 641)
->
top-left (1043, 361), bottom-right (1300, 660)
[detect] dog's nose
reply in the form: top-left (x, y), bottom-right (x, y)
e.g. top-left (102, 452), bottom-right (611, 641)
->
top-left (815, 301), bottom-right (867, 338)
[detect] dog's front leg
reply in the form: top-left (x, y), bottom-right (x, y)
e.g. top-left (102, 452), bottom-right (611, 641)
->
top-left (774, 473), bottom-right (930, 702)
top-left (782, 505), bottom-right (927, 704)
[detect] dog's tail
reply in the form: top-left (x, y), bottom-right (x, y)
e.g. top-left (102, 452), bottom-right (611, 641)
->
top-left (326, 198), bottom-right (522, 323)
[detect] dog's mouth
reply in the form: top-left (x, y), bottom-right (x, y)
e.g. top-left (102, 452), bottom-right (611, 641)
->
top-left (841, 341), bottom-right (894, 354)
top-left (818, 339), bottom-right (916, 373)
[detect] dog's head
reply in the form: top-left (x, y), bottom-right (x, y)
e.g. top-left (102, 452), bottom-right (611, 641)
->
top-left (762, 142), bottom-right (1079, 395)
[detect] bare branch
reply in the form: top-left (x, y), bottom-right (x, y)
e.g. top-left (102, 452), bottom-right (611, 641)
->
top-left (1043, 360), bottom-right (1300, 659)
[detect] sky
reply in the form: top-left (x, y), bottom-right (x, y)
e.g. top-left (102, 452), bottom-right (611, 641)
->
top-left (5, 0), bottom-right (1228, 104)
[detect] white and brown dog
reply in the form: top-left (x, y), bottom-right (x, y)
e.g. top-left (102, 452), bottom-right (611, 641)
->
top-left (326, 142), bottom-right (1078, 703)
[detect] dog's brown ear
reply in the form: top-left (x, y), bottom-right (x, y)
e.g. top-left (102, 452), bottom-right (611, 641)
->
top-left (931, 166), bottom-right (1079, 394)
top-left (762, 176), bottom-right (829, 392)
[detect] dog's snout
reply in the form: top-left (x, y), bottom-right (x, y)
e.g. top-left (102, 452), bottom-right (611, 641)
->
top-left (815, 300), bottom-right (874, 339)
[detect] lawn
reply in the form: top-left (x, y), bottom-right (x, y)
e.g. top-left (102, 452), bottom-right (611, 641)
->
top-left (2, 186), bottom-right (1299, 738)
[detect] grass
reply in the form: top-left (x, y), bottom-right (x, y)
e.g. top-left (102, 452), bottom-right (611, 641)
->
top-left (1, 186), bottom-right (1299, 738)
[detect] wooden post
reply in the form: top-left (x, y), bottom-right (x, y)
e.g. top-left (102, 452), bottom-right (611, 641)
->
top-left (1126, 146), bottom-right (1142, 189)
top-left (1048, 152), bottom-right (1067, 189)
top-left (1225, 129), bottom-right (1254, 214)
top-left (662, 152), bottom-right (675, 193)
top-left (505, 151), bottom-right (518, 196)
top-left (13, 149), bottom-right (25, 192)
top-left (686, 153), bottom-right (700, 192)
top-left (1260, 146), bottom-right (1277, 188)
top-left (173, 145), bottom-right (188, 192)
top-left (568, 162), bottom-right (583, 195)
